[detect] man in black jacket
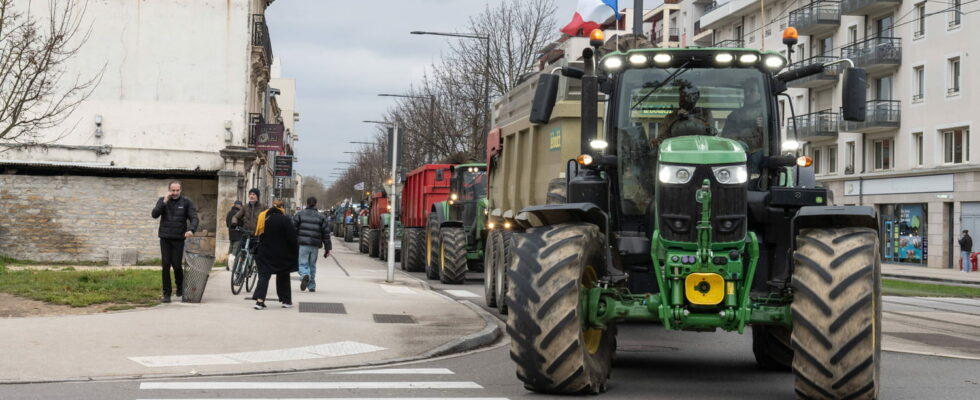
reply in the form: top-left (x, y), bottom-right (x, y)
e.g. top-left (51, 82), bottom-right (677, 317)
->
top-left (294, 196), bottom-right (331, 292)
top-left (225, 200), bottom-right (243, 271)
top-left (151, 181), bottom-right (200, 303)
top-left (959, 230), bottom-right (973, 273)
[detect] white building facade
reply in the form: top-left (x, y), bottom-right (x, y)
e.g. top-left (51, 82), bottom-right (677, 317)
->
top-left (674, 0), bottom-right (978, 269)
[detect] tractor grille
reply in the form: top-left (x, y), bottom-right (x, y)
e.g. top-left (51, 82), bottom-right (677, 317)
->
top-left (657, 165), bottom-right (746, 243)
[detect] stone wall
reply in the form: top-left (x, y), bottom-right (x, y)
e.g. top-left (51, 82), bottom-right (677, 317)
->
top-left (0, 174), bottom-right (218, 263)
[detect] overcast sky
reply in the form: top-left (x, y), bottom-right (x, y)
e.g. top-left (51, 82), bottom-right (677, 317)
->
top-left (265, 0), bottom-right (655, 186)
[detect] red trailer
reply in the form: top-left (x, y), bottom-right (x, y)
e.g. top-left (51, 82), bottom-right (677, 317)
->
top-left (359, 191), bottom-right (390, 256)
top-left (400, 164), bottom-right (453, 272)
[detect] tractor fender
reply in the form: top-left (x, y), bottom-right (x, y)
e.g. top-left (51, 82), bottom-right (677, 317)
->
top-left (516, 203), bottom-right (609, 235)
top-left (791, 206), bottom-right (878, 250)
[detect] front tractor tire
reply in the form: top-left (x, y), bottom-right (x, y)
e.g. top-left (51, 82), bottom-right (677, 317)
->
top-left (359, 228), bottom-right (371, 253)
top-left (439, 227), bottom-right (468, 284)
top-left (791, 227), bottom-right (881, 400)
top-left (483, 229), bottom-right (499, 307)
top-left (506, 223), bottom-right (616, 394)
top-left (367, 228), bottom-right (380, 258)
top-left (344, 225), bottom-right (354, 242)
top-left (752, 325), bottom-right (793, 371)
top-left (494, 229), bottom-right (514, 315)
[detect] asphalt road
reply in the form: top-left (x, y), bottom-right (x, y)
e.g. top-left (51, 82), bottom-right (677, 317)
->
top-left (2, 245), bottom-right (978, 399)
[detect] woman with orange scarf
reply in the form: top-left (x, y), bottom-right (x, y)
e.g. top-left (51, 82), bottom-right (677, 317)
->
top-left (252, 200), bottom-right (299, 309)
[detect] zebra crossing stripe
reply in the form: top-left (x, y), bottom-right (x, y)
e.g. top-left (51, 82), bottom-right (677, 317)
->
top-left (139, 381), bottom-right (483, 390)
top-left (443, 290), bottom-right (480, 298)
top-left (333, 368), bottom-right (454, 374)
top-left (129, 341), bottom-right (385, 367)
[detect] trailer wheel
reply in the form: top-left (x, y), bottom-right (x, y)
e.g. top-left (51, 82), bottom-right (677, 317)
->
top-left (506, 223), bottom-right (615, 394)
top-left (359, 228), bottom-right (370, 253)
top-left (752, 325), bottom-right (792, 371)
top-left (792, 227), bottom-right (881, 400)
top-left (404, 228), bottom-right (426, 272)
top-left (483, 229), bottom-right (499, 307)
top-left (439, 227), bottom-right (468, 284)
top-left (368, 229), bottom-right (380, 258)
top-left (344, 225), bottom-right (354, 242)
top-left (495, 229), bottom-right (514, 315)
top-left (425, 213), bottom-right (440, 280)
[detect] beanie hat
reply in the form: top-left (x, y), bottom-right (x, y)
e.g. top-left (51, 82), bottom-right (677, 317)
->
top-left (249, 188), bottom-right (260, 197)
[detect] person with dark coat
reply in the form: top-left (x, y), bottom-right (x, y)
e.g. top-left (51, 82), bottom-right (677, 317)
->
top-left (252, 200), bottom-right (299, 309)
top-left (959, 230), bottom-right (973, 273)
top-left (294, 196), bottom-right (332, 292)
top-left (151, 181), bottom-right (200, 303)
top-left (224, 200), bottom-right (243, 271)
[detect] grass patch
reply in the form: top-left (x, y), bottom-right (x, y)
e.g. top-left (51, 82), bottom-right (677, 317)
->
top-left (135, 258), bottom-right (161, 266)
top-left (0, 268), bottom-right (161, 307)
top-left (883, 279), bottom-right (980, 298)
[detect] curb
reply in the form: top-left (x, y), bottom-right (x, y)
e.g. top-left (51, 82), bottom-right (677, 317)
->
top-left (882, 273), bottom-right (980, 287)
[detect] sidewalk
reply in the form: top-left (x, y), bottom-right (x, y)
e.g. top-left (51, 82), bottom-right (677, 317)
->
top-left (882, 263), bottom-right (980, 285)
top-left (0, 238), bottom-right (498, 383)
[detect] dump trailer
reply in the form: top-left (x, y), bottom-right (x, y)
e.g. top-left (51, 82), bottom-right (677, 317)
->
top-left (500, 30), bottom-right (881, 399)
top-left (399, 164), bottom-right (453, 274)
top-left (341, 203), bottom-right (364, 243)
top-left (427, 163), bottom-right (488, 284)
top-left (360, 191), bottom-right (390, 257)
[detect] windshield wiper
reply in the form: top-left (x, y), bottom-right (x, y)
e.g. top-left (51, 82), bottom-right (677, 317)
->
top-left (630, 61), bottom-right (692, 111)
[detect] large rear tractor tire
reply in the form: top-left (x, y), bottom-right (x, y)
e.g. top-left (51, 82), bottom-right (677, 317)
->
top-left (546, 178), bottom-right (567, 204)
top-left (344, 225), bottom-right (354, 242)
top-left (368, 229), bottom-right (380, 258)
top-left (495, 229), bottom-right (514, 315)
top-left (791, 227), bottom-right (881, 400)
top-left (752, 325), bottom-right (793, 371)
top-left (439, 227), bottom-right (468, 284)
top-left (404, 228), bottom-right (426, 272)
top-left (425, 213), bottom-right (441, 280)
top-left (506, 223), bottom-right (616, 394)
top-left (483, 229), bottom-right (499, 307)
top-left (359, 228), bottom-right (371, 253)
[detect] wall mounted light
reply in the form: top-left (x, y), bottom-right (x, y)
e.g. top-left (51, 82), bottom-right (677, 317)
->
top-left (94, 115), bottom-right (103, 138)
top-left (224, 120), bottom-right (233, 143)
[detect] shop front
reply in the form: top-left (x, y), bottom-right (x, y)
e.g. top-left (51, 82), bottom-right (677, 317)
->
top-left (880, 204), bottom-right (928, 265)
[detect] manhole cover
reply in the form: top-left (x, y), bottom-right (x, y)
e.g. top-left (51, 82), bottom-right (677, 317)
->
top-left (373, 314), bottom-right (416, 324)
top-left (299, 302), bottom-right (347, 314)
top-left (617, 344), bottom-right (679, 353)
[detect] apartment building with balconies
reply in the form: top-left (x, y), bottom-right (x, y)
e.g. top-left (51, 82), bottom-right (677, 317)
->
top-left (680, 0), bottom-right (979, 269)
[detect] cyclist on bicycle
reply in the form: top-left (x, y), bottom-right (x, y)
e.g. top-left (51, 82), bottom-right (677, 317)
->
top-left (231, 188), bottom-right (265, 251)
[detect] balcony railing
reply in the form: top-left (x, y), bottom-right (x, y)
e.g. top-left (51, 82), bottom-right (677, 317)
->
top-left (248, 113), bottom-right (265, 147)
top-left (839, 100), bottom-right (901, 133)
top-left (840, 37), bottom-right (901, 72)
top-left (714, 39), bottom-right (744, 48)
top-left (705, 1), bottom-right (723, 13)
top-left (841, 0), bottom-right (901, 16)
top-left (788, 1), bottom-right (841, 36)
top-left (656, 27), bottom-right (681, 42)
top-left (785, 56), bottom-right (843, 88)
top-left (252, 14), bottom-right (273, 66)
top-left (792, 110), bottom-right (839, 141)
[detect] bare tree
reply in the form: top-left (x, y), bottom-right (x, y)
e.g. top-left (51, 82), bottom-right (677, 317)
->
top-left (0, 0), bottom-right (101, 149)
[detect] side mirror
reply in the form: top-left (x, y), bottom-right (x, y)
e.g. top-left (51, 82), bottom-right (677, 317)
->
top-left (530, 74), bottom-right (560, 124)
top-left (842, 67), bottom-right (867, 122)
top-left (560, 66), bottom-right (584, 79)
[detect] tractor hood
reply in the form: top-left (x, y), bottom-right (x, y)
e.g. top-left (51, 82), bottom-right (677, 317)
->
top-left (659, 136), bottom-right (747, 165)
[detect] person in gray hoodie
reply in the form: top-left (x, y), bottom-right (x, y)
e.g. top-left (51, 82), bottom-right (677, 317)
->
top-left (294, 196), bottom-right (332, 292)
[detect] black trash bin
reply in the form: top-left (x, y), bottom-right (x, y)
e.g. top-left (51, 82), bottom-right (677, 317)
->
top-left (182, 238), bottom-right (215, 303)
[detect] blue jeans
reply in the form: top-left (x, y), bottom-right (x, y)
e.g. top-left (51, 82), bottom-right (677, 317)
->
top-left (962, 251), bottom-right (972, 272)
top-left (298, 245), bottom-right (319, 289)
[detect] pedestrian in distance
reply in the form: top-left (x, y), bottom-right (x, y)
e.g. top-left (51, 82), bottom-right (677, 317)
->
top-left (294, 196), bottom-right (332, 292)
top-left (151, 181), bottom-right (199, 303)
top-left (959, 230), bottom-right (973, 273)
top-left (232, 188), bottom-right (265, 256)
top-left (252, 199), bottom-right (299, 309)
top-left (225, 200), bottom-right (243, 270)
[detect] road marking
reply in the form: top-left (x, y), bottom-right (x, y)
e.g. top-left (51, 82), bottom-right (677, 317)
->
top-left (379, 284), bottom-right (417, 294)
top-left (139, 398), bottom-right (508, 400)
top-left (333, 368), bottom-right (454, 375)
top-left (139, 381), bottom-right (484, 390)
top-left (444, 290), bottom-right (480, 298)
top-left (129, 341), bottom-right (385, 367)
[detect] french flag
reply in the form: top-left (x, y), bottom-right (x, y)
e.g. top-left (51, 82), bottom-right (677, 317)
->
top-left (560, 0), bottom-right (619, 37)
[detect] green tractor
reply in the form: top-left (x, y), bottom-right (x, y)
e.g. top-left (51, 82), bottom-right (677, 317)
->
top-left (505, 36), bottom-right (880, 398)
top-left (428, 163), bottom-right (488, 284)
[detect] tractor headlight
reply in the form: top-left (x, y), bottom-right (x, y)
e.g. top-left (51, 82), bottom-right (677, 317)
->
top-left (712, 165), bottom-right (748, 184)
top-left (450, 193), bottom-right (458, 201)
top-left (658, 164), bottom-right (695, 184)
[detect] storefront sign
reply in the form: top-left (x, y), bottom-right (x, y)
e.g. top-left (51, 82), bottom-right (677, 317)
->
top-left (274, 155), bottom-right (293, 177)
top-left (255, 124), bottom-right (285, 151)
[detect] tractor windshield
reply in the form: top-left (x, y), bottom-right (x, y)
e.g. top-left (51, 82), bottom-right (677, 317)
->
top-left (461, 170), bottom-right (487, 201)
top-left (614, 67), bottom-right (770, 216)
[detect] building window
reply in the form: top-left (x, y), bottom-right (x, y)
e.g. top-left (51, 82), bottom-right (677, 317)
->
top-left (915, 3), bottom-right (926, 38)
top-left (848, 26), bottom-right (858, 45)
top-left (873, 138), bottom-right (893, 170)
top-left (913, 66), bottom-right (924, 102)
top-left (828, 145), bottom-right (838, 174)
top-left (950, 0), bottom-right (962, 28)
top-left (813, 147), bottom-right (823, 174)
top-left (845, 141), bottom-right (856, 174)
top-left (948, 57), bottom-right (960, 95)
top-left (914, 132), bottom-right (923, 166)
top-left (943, 128), bottom-right (969, 164)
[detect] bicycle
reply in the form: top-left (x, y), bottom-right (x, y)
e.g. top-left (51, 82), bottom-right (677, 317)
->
top-left (230, 228), bottom-right (259, 295)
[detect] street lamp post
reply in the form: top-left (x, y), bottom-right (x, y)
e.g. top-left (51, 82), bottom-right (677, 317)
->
top-left (410, 30), bottom-right (491, 156)
top-left (378, 93), bottom-right (436, 163)
top-left (363, 119), bottom-right (399, 283)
